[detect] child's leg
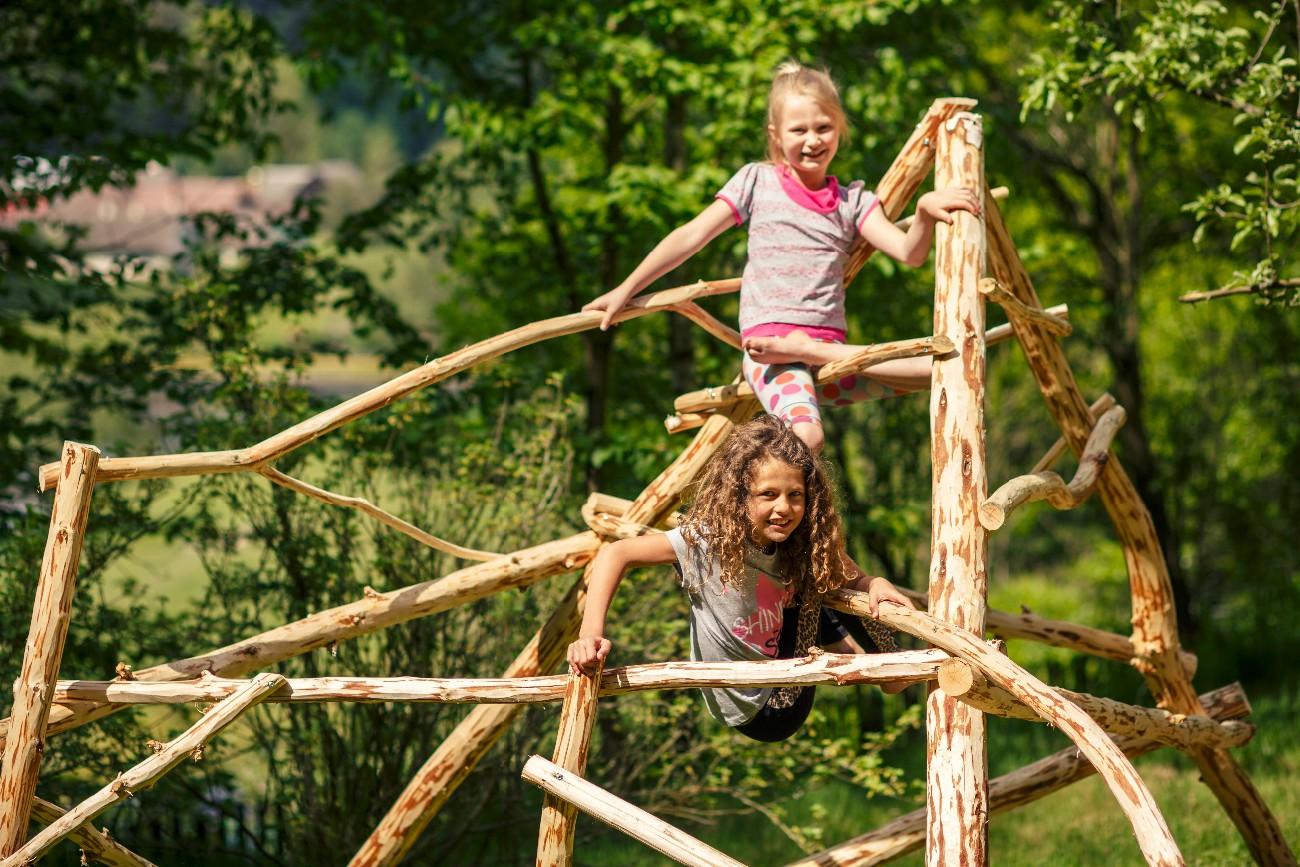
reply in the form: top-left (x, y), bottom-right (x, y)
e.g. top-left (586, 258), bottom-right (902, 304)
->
top-left (744, 330), bottom-right (860, 366)
top-left (742, 354), bottom-right (825, 454)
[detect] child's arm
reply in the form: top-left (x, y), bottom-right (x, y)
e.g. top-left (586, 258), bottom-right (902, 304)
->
top-left (842, 570), bottom-right (916, 694)
top-left (859, 188), bottom-right (982, 268)
top-left (583, 199), bottom-right (737, 331)
top-left (567, 533), bottom-right (679, 675)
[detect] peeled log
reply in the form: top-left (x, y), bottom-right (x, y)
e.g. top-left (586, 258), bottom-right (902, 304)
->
top-left (938, 660), bottom-right (1252, 750)
top-left (980, 405), bottom-right (1127, 531)
top-left (523, 757), bottom-right (747, 867)
top-left (536, 663), bottom-right (603, 865)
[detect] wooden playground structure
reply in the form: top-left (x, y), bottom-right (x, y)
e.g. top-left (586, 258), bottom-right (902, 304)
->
top-left (1, 99), bottom-right (1294, 866)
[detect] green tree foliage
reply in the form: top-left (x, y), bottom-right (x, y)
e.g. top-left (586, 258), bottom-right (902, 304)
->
top-left (1022, 0), bottom-right (1300, 304)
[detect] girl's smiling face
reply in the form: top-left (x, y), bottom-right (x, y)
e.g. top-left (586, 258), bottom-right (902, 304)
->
top-left (769, 93), bottom-right (840, 188)
top-left (746, 457), bottom-right (806, 548)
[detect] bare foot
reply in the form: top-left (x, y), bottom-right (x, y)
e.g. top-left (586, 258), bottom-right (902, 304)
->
top-left (743, 331), bottom-right (860, 366)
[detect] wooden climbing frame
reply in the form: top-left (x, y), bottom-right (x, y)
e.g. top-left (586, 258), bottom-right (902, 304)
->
top-left (0, 97), bottom-right (1293, 867)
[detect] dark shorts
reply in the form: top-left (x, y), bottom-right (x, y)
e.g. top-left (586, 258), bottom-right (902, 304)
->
top-left (732, 604), bottom-right (882, 743)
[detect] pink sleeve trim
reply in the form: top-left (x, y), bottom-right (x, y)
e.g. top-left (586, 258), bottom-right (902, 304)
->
top-left (856, 194), bottom-right (881, 235)
top-left (715, 193), bottom-right (744, 226)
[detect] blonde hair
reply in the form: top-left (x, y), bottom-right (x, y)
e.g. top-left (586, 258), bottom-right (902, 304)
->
top-left (766, 61), bottom-right (850, 165)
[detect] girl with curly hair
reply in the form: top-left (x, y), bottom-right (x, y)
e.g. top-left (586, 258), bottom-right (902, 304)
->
top-left (568, 416), bottom-right (915, 742)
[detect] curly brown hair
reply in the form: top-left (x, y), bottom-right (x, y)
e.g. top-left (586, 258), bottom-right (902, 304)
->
top-left (680, 415), bottom-right (852, 597)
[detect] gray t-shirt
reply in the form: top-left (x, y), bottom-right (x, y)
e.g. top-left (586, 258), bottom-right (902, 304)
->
top-left (665, 526), bottom-right (798, 725)
top-left (716, 162), bottom-right (880, 335)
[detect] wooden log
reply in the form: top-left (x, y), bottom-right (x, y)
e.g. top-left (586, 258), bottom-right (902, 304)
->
top-left (978, 278), bottom-right (1072, 336)
top-left (870, 602), bottom-right (1183, 867)
top-left (537, 663), bottom-right (604, 865)
top-left (53, 651), bottom-right (946, 706)
top-left (672, 335), bottom-right (953, 415)
top-left (259, 466), bottom-right (499, 561)
top-left (0, 674), bottom-right (284, 867)
top-left (522, 756), bottom-right (747, 867)
top-left (35, 278), bottom-right (742, 492)
top-left (28, 796), bottom-right (156, 867)
top-left (0, 533), bottom-right (598, 754)
top-left (979, 405), bottom-right (1127, 531)
top-left (1032, 394), bottom-right (1116, 474)
top-left (660, 306), bottom-right (1069, 435)
top-left (925, 109), bottom-right (990, 867)
top-left (587, 510), bottom-right (1198, 674)
top-left (786, 683), bottom-right (1249, 867)
top-left (843, 98), bottom-right (979, 283)
top-left (669, 302), bottom-right (742, 350)
top-left (985, 198), bottom-right (1294, 864)
top-left (349, 408), bottom-right (750, 867)
top-left (0, 442), bottom-right (100, 857)
top-left (938, 660), bottom-right (1252, 750)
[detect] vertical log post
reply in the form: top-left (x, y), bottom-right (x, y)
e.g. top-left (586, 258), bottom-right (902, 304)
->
top-left (536, 661), bottom-right (604, 865)
top-left (926, 113), bottom-right (989, 867)
top-left (0, 442), bottom-right (100, 857)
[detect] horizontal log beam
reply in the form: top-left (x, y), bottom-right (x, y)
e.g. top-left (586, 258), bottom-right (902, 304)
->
top-left (836, 596), bottom-right (1182, 867)
top-left (36, 278), bottom-right (742, 492)
top-left (259, 466), bottom-right (500, 561)
top-left (980, 405), bottom-right (1127, 531)
top-left (583, 508), bottom-right (1199, 674)
top-left (522, 756), bottom-right (747, 867)
top-left (1, 674), bottom-right (285, 867)
top-left (660, 306), bottom-right (1069, 435)
top-left (54, 651), bottom-right (947, 706)
top-left (0, 533), bottom-right (597, 752)
top-left (978, 278), bottom-right (1072, 336)
top-left (938, 660), bottom-right (1252, 750)
top-left (787, 682), bottom-right (1249, 867)
top-left (672, 335), bottom-right (953, 415)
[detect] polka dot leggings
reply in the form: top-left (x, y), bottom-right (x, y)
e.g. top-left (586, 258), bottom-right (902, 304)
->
top-left (742, 351), bottom-right (900, 428)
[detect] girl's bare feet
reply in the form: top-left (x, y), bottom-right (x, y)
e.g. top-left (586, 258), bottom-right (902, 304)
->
top-left (743, 330), bottom-right (860, 366)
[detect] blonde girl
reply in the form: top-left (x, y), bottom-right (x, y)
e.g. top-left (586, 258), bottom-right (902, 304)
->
top-left (583, 61), bottom-right (980, 454)
top-left (567, 416), bottom-right (914, 743)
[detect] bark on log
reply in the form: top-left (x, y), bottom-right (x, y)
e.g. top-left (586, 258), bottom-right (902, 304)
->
top-left (786, 683), bottom-right (1249, 867)
top-left (28, 796), bottom-right (156, 867)
top-left (672, 335), bottom-right (952, 415)
top-left (53, 651), bottom-right (946, 706)
top-left (985, 197), bottom-right (1294, 865)
top-left (0, 674), bottom-right (284, 867)
top-left (0, 534), bottom-right (598, 754)
top-left (926, 110), bottom-right (990, 867)
top-left (669, 302), bottom-right (741, 350)
top-left (35, 278), bottom-right (741, 492)
top-left (522, 756), bottom-right (747, 867)
top-left (349, 408), bottom-right (749, 867)
top-left (1033, 394), bottom-right (1116, 474)
top-left (980, 405), bottom-right (1127, 530)
top-left (938, 660), bottom-right (1252, 750)
top-left (259, 466), bottom-right (499, 561)
top-left (870, 602), bottom-right (1183, 867)
top-left (537, 663), bottom-right (603, 866)
top-left (978, 278), bottom-right (1072, 336)
top-left (661, 306), bottom-right (1067, 435)
top-left (0, 442), bottom-right (100, 857)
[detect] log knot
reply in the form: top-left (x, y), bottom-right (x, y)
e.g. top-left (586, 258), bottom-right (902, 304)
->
top-left (114, 662), bottom-right (136, 681)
